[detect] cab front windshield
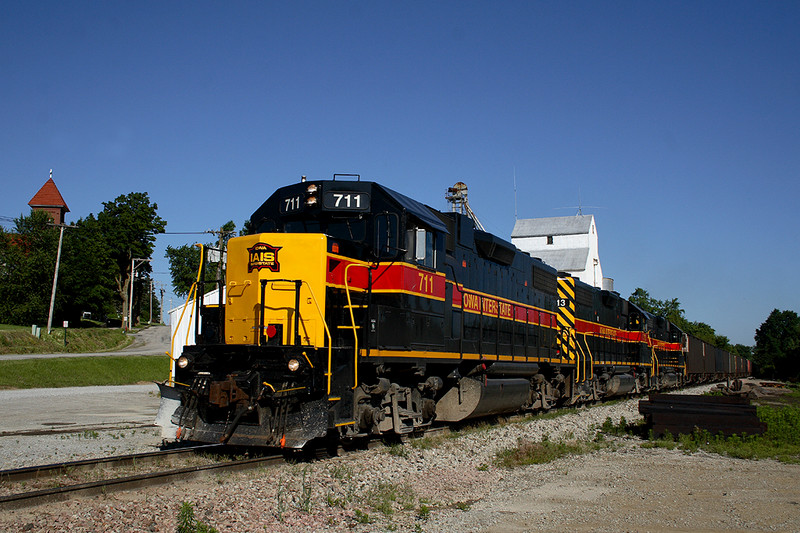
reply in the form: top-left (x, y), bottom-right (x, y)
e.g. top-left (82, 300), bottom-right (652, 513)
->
top-left (284, 217), bottom-right (367, 243)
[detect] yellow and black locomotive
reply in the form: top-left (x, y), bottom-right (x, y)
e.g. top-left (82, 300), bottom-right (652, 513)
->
top-left (158, 175), bottom-right (749, 449)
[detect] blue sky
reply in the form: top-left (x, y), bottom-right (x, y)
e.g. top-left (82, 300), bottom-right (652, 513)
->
top-left (2, 1), bottom-right (798, 345)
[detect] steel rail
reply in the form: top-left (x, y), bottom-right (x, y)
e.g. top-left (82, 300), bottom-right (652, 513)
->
top-left (0, 443), bottom-right (225, 484)
top-left (0, 452), bottom-right (285, 510)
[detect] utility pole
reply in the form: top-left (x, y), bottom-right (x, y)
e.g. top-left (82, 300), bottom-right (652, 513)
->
top-left (216, 228), bottom-right (224, 280)
top-left (207, 227), bottom-right (235, 281)
top-left (128, 257), bottom-right (151, 331)
top-left (47, 223), bottom-right (76, 334)
top-left (159, 284), bottom-right (165, 324)
top-left (149, 278), bottom-right (153, 325)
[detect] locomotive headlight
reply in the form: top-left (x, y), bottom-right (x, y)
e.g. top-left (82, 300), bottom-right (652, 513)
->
top-left (306, 184), bottom-right (318, 194)
top-left (287, 358), bottom-right (300, 372)
top-left (305, 196), bottom-right (318, 207)
top-left (177, 355), bottom-right (190, 369)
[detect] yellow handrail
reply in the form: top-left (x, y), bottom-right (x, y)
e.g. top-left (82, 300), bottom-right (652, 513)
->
top-left (572, 329), bottom-right (582, 383)
top-left (300, 281), bottom-right (333, 395)
top-left (580, 332), bottom-right (594, 380)
top-left (167, 281), bottom-right (197, 384)
top-left (344, 262), bottom-right (371, 390)
top-left (167, 244), bottom-right (206, 385)
top-left (644, 331), bottom-right (659, 382)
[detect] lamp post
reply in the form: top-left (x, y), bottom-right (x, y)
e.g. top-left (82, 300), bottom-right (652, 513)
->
top-left (128, 257), bottom-right (151, 331)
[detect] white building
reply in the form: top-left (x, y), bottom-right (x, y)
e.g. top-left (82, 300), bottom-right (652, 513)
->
top-left (511, 214), bottom-right (612, 290)
top-left (167, 288), bottom-right (224, 374)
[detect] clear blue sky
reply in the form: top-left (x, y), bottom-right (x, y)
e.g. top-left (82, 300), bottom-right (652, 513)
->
top-left (2, 2), bottom-right (798, 345)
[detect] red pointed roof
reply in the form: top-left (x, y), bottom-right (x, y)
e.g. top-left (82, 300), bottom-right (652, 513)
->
top-left (29, 178), bottom-right (70, 212)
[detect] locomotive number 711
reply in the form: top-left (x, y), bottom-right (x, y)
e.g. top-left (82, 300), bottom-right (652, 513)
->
top-left (323, 191), bottom-right (370, 211)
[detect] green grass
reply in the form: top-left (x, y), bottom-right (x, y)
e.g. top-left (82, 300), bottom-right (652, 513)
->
top-left (495, 435), bottom-right (610, 468)
top-left (0, 355), bottom-right (169, 389)
top-left (0, 325), bottom-right (132, 354)
top-left (0, 324), bottom-right (30, 331)
top-left (365, 481), bottom-right (417, 516)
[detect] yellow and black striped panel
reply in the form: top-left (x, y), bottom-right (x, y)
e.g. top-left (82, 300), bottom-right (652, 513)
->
top-left (557, 276), bottom-right (576, 360)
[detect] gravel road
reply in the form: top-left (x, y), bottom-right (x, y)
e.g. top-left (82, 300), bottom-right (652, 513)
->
top-left (1, 384), bottom-right (798, 532)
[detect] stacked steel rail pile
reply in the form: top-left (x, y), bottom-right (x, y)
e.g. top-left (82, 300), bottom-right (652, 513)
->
top-left (639, 394), bottom-right (767, 437)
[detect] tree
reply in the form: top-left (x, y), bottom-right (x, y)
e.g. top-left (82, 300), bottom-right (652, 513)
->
top-left (240, 218), bottom-right (255, 236)
top-left (58, 214), bottom-right (117, 322)
top-left (753, 309), bottom-right (800, 380)
top-left (731, 344), bottom-right (753, 361)
top-left (0, 210), bottom-right (58, 325)
top-left (96, 193), bottom-right (166, 328)
top-left (628, 288), bottom-right (656, 313)
top-left (628, 287), bottom-right (732, 350)
top-left (166, 244), bottom-right (207, 298)
top-left (166, 221), bottom-right (236, 298)
top-left (629, 288), bottom-right (685, 325)
top-left (0, 193), bottom-right (166, 329)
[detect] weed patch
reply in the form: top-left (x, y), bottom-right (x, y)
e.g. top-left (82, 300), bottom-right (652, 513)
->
top-left (495, 436), bottom-right (608, 468)
top-left (365, 481), bottom-right (416, 516)
top-left (176, 501), bottom-right (217, 533)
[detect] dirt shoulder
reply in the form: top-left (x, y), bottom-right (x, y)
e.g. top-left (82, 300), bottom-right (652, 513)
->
top-left (462, 443), bottom-right (799, 533)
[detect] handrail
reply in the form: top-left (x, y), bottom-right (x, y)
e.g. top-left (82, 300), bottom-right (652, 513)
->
top-left (256, 277), bottom-right (333, 394)
top-left (344, 262), bottom-right (372, 389)
top-left (644, 331), bottom-right (659, 381)
top-left (572, 329), bottom-right (582, 383)
top-left (258, 279), bottom-right (302, 346)
top-left (167, 281), bottom-right (196, 384)
top-left (579, 332), bottom-right (594, 380)
top-left (167, 245), bottom-right (206, 384)
top-left (300, 281), bottom-right (333, 395)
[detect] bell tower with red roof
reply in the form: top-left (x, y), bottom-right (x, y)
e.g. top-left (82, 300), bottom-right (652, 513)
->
top-left (29, 170), bottom-right (70, 225)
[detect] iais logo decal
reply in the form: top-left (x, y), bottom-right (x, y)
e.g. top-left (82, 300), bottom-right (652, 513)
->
top-left (247, 242), bottom-right (282, 273)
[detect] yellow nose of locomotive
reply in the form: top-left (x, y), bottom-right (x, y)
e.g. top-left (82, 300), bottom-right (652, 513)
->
top-left (224, 233), bottom-right (328, 347)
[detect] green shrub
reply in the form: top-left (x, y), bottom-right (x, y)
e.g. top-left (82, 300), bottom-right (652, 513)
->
top-left (176, 502), bottom-right (217, 533)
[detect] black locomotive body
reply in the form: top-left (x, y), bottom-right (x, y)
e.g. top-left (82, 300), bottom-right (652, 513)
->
top-left (158, 176), bottom-right (750, 449)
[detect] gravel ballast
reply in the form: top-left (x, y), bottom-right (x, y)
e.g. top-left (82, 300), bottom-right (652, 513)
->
top-left (1, 384), bottom-right (799, 532)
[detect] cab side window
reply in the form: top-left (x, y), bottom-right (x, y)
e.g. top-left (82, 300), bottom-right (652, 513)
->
top-left (407, 227), bottom-right (436, 268)
top-left (374, 212), bottom-right (399, 258)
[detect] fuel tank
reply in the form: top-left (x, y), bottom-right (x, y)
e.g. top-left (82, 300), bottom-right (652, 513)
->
top-left (605, 374), bottom-right (635, 397)
top-left (434, 377), bottom-right (530, 422)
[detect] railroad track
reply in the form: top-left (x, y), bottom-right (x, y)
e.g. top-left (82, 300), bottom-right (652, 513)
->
top-left (0, 443), bottom-right (284, 510)
top-left (0, 389), bottom-right (689, 511)
top-left (0, 425), bottom-right (453, 511)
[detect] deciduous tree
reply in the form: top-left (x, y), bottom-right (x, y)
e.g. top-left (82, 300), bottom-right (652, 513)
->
top-left (0, 210), bottom-right (57, 324)
top-left (166, 221), bottom-right (236, 298)
top-left (753, 309), bottom-right (800, 380)
top-left (95, 192), bottom-right (166, 328)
